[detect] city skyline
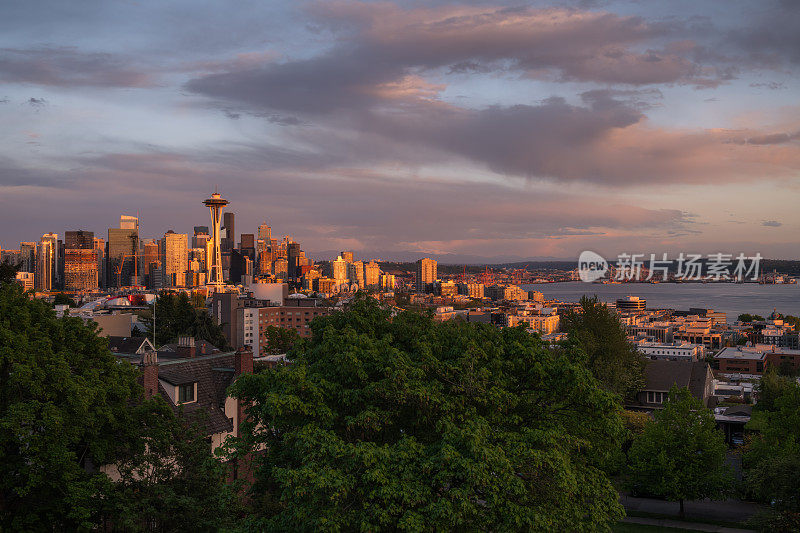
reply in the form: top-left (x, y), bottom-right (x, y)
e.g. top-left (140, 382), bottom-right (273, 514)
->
top-left (1, 1), bottom-right (799, 259)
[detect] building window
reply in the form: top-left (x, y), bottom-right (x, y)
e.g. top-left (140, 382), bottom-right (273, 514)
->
top-left (178, 383), bottom-right (195, 403)
top-left (646, 391), bottom-right (664, 404)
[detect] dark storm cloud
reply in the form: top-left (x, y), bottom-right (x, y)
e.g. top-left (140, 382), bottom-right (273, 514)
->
top-left (182, 3), bottom-right (800, 187)
top-left (358, 96), bottom-right (643, 181)
top-left (0, 48), bottom-right (153, 88)
top-left (187, 3), bottom-right (727, 117)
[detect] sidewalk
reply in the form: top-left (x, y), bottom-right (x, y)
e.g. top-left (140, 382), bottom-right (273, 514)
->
top-left (622, 516), bottom-right (755, 532)
top-left (620, 493), bottom-right (763, 523)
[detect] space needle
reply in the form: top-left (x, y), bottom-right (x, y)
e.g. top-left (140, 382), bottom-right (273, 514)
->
top-left (203, 190), bottom-right (229, 292)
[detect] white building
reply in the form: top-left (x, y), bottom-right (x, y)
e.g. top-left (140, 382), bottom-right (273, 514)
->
top-left (635, 341), bottom-right (705, 361)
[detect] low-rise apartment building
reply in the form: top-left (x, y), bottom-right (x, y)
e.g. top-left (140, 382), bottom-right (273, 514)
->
top-left (635, 341), bottom-right (704, 361)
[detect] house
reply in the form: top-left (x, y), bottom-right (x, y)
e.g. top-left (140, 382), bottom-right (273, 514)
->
top-left (106, 337), bottom-right (254, 472)
top-left (139, 341), bottom-right (253, 451)
top-left (107, 336), bottom-right (156, 356)
top-left (627, 360), bottom-right (714, 412)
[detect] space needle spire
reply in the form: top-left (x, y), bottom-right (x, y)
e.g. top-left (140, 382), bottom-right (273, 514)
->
top-left (203, 190), bottom-right (229, 292)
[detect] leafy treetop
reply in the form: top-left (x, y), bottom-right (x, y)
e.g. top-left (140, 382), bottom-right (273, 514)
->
top-left (228, 295), bottom-right (625, 532)
top-left (626, 386), bottom-right (731, 517)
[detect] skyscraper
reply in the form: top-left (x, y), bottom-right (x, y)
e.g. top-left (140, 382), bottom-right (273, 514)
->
top-left (64, 230), bottom-right (98, 291)
top-left (416, 258), bottom-right (437, 293)
top-left (65, 230), bottom-right (94, 249)
top-left (287, 241), bottom-right (301, 283)
top-left (347, 260), bottom-right (364, 288)
top-left (161, 230), bottom-right (188, 287)
top-left (222, 211), bottom-right (235, 252)
top-left (203, 191), bottom-right (229, 290)
top-left (93, 237), bottom-right (105, 289)
top-left (332, 255), bottom-right (348, 283)
top-left (257, 222), bottom-right (271, 243)
top-left (107, 227), bottom-right (138, 287)
top-left (364, 260), bottom-right (381, 289)
top-left (142, 240), bottom-right (159, 268)
top-left (35, 234), bottom-right (56, 292)
top-left (19, 242), bottom-right (36, 273)
top-left (341, 251), bottom-right (354, 263)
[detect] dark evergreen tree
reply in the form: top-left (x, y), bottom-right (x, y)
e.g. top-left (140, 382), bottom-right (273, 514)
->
top-left (563, 295), bottom-right (647, 399)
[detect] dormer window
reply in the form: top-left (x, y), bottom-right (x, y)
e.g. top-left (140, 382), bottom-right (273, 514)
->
top-left (178, 383), bottom-right (196, 403)
top-left (646, 391), bottom-right (664, 404)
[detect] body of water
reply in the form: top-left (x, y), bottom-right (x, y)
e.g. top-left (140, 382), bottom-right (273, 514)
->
top-left (521, 282), bottom-right (800, 322)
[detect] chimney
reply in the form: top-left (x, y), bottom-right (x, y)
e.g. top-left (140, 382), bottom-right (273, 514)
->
top-left (142, 350), bottom-right (159, 399)
top-left (235, 346), bottom-right (253, 376)
top-left (177, 336), bottom-right (196, 358)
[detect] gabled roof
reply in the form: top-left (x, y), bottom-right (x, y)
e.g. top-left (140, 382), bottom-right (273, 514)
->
top-left (108, 336), bottom-right (154, 355)
top-left (642, 360), bottom-right (712, 400)
top-left (158, 368), bottom-right (198, 386)
top-left (153, 352), bottom-right (239, 437)
top-left (643, 360), bottom-right (694, 391)
top-left (158, 338), bottom-right (220, 358)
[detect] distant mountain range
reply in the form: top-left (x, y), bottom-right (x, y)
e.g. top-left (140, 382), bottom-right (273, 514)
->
top-left (309, 250), bottom-right (573, 265)
top-left (310, 250), bottom-right (800, 275)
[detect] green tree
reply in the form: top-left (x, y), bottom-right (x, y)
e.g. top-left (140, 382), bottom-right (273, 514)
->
top-left (744, 374), bottom-right (800, 531)
top-left (145, 292), bottom-right (227, 349)
top-left (53, 292), bottom-right (78, 307)
top-left (783, 315), bottom-right (800, 331)
top-left (738, 314), bottom-right (765, 323)
top-left (228, 296), bottom-right (625, 531)
top-left (563, 295), bottom-right (647, 399)
top-left (106, 399), bottom-right (237, 532)
top-left (394, 291), bottom-right (411, 308)
top-left (626, 386), bottom-right (731, 517)
top-left (262, 325), bottom-right (302, 355)
top-left (0, 259), bottom-right (19, 285)
top-left (0, 282), bottom-right (140, 530)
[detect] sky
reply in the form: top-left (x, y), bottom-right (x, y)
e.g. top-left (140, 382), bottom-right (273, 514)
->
top-left (1, 0), bottom-right (799, 262)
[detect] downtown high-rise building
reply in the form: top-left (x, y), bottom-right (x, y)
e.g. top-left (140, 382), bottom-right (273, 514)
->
top-left (222, 211), bottom-right (235, 252)
top-left (257, 222), bottom-right (271, 243)
top-left (19, 242), bottom-right (37, 273)
top-left (347, 260), bottom-right (365, 288)
top-left (93, 237), bottom-right (105, 289)
top-left (161, 230), bottom-right (188, 288)
top-left (64, 230), bottom-right (98, 291)
top-left (107, 215), bottom-right (139, 287)
top-left (35, 234), bottom-right (57, 292)
top-left (364, 260), bottom-right (381, 289)
top-left (332, 255), bottom-right (348, 283)
top-left (107, 229), bottom-right (138, 287)
top-left (416, 258), bottom-right (437, 293)
top-left (287, 241), bottom-right (301, 282)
